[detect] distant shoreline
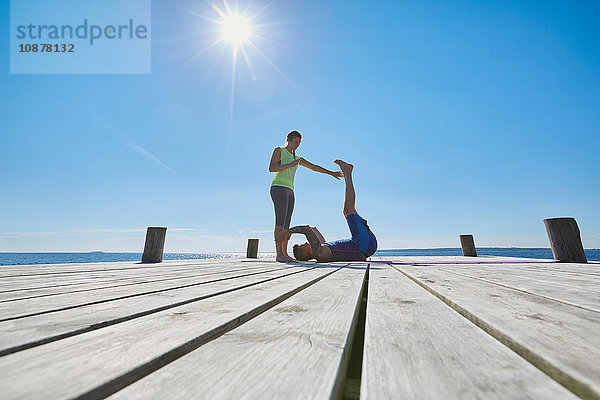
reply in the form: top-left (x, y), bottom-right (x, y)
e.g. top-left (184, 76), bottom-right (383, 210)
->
top-left (1, 247), bottom-right (599, 254)
top-left (2, 248), bottom-right (599, 266)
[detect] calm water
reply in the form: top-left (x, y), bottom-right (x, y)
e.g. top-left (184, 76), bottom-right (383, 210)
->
top-left (0, 252), bottom-right (245, 266)
top-left (1, 248), bottom-right (598, 266)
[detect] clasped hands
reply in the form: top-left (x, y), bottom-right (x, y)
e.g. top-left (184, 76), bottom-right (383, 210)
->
top-left (277, 225), bottom-right (311, 242)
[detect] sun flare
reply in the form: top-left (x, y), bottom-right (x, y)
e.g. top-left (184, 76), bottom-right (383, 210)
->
top-left (185, 1), bottom-right (301, 135)
top-left (220, 14), bottom-right (251, 48)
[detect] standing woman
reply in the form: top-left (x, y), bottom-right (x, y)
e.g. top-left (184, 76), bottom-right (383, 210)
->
top-left (269, 130), bottom-right (342, 262)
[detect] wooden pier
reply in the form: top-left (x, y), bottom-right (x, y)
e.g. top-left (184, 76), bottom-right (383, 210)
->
top-left (0, 256), bottom-right (598, 399)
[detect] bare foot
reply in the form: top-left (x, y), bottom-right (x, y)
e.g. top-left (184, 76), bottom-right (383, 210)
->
top-left (276, 255), bottom-right (296, 262)
top-left (334, 159), bottom-right (354, 174)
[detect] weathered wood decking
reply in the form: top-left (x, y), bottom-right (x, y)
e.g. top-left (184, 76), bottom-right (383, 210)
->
top-left (0, 256), bottom-right (598, 399)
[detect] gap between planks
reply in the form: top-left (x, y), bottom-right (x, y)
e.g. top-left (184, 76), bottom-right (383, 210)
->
top-left (361, 264), bottom-right (576, 399)
top-left (105, 264), bottom-right (369, 400)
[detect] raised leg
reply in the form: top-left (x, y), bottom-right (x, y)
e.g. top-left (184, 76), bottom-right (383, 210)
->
top-left (334, 160), bottom-right (357, 216)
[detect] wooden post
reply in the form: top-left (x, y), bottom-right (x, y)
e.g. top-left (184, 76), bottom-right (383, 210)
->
top-left (142, 227), bottom-right (167, 263)
top-left (246, 239), bottom-right (259, 258)
top-left (460, 234), bottom-right (477, 257)
top-left (544, 217), bottom-right (587, 263)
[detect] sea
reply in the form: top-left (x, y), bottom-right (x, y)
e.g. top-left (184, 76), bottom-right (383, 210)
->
top-left (1, 248), bottom-right (599, 266)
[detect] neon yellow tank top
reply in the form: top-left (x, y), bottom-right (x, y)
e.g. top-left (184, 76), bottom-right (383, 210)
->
top-left (271, 147), bottom-right (299, 190)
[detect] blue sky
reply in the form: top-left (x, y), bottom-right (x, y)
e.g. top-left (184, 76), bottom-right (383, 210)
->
top-left (1, 0), bottom-right (599, 252)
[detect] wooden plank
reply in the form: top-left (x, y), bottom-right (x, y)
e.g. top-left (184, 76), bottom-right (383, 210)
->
top-left (434, 264), bottom-right (600, 312)
top-left (0, 258), bottom-right (258, 279)
top-left (379, 257), bottom-right (600, 277)
top-left (361, 264), bottom-right (577, 399)
top-left (505, 262), bottom-right (600, 277)
top-left (0, 259), bottom-right (194, 275)
top-left (435, 263), bottom-right (600, 290)
top-left (0, 257), bottom-right (249, 277)
top-left (0, 263), bottom-right (283, 302)
top-left (0, 267), bottom-right (209, 294)
top-left (0, 262), bottom-right (288, 320)
top-left (393, 263), bottom-right (600, 400)
top-left (0, 265), bottom-right (311, 354)
top-left (107, 264), bottom-right (367, 400)
top-left (0, 265), bottom-right (341, 400)
top-left (0, 259), bottom-right (264, 292)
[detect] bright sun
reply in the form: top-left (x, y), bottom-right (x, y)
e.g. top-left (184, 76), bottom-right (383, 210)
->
top-left (187, 0), bottom-right (299, 135)
top-left (220, 14), bottom-right (251, 48)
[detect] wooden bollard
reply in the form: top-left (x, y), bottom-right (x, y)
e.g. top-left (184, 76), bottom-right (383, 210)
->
top-left (246, 239), bottom-right (259, 258)
top-left (544, 217), bottom-right (587, 263)
top-left (460, 234), bottom-right (477, 257)
top-left (142, 227), bottom-right (167, 263)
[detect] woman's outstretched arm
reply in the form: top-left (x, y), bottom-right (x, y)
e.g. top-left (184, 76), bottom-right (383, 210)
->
top-left (299, 158), bottom-right (343, 179)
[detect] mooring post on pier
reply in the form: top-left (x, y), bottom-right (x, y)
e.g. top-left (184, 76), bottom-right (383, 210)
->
top-left (544, 217), bottom-right (587, 263)
top-left (142, 227), bottom-right (167, 263)
top-left (460, 234), bottom-right (477, 257)
top-left (246, 239), bottom-right (259, 258)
